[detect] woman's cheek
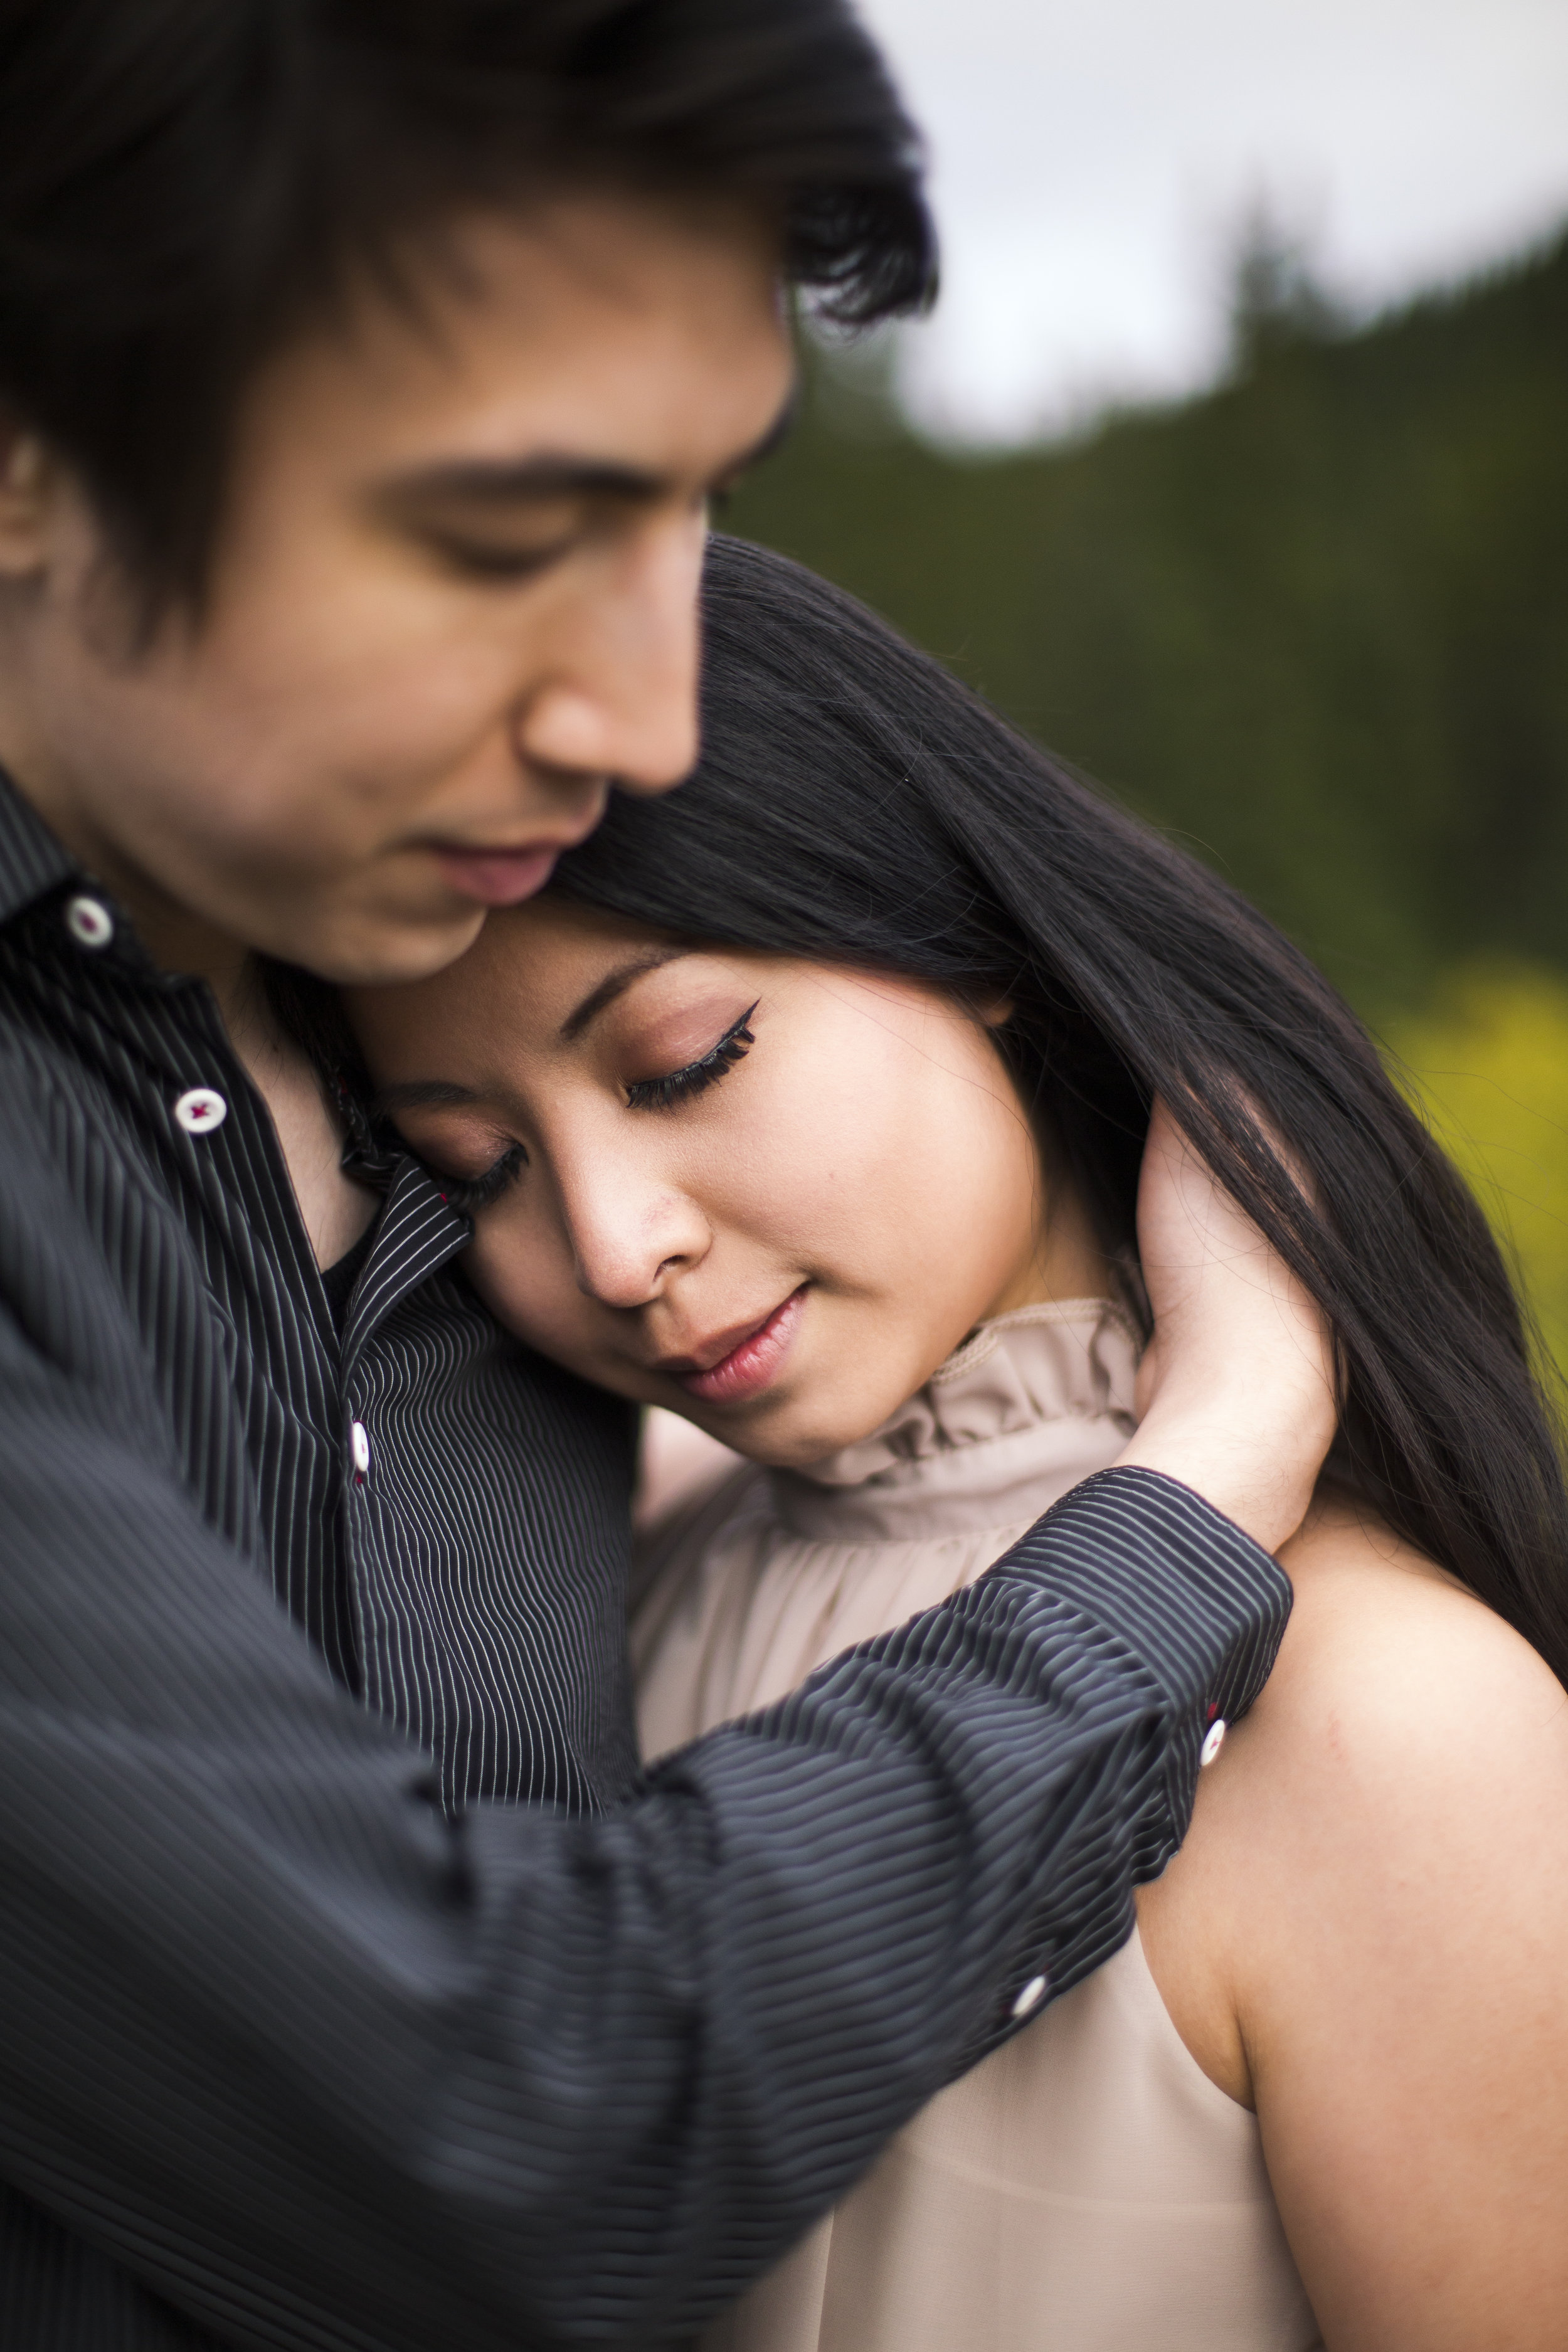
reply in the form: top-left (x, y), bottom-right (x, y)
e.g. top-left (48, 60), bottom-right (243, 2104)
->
top-left (463, 1222), bottom-right (588, 1362)
top-left (715, 1047), bottom-right (899, 1278)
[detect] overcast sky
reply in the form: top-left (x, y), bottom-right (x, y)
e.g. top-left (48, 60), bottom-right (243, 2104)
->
top-left (854, 0), bottom-right (1568, 442)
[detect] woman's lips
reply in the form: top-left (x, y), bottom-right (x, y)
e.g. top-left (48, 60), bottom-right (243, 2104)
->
top-left (667, 1289), bottom-right (807, 1406)
top-left (430, 844), bottom-right (561, 906)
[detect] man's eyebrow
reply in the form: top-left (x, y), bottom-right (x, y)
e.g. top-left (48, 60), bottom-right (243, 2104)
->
top-left (381, 391), bottom-right (798, 514)
top-left (388, 453), bottom-right (667, 509)
top-left (371, 1079), bottom-right (481, 1115)
top-left (561, 948), bottom-right (694, 1042)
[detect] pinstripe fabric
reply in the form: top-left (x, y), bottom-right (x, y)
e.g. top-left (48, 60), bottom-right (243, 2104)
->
top-left (0, 770), bottom-right (1291, 2351)
top-left (0, 792), bottom-right (640, 1808)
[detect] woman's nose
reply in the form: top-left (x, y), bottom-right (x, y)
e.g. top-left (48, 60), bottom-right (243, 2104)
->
top-left (562, 1166), bottom-right (710, 1310)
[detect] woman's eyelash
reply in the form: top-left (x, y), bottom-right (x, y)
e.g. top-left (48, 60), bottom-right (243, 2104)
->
top-left (415, 1007), bottom-right (758, 1197)
top-left (430, 1142), bottom-right (527, 1216)
top-left (625, 1004), bottom-right (758, 1112)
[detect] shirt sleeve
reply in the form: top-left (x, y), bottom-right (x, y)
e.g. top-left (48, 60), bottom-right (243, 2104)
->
top-left (0, 1126), bottom-right (1289, 2351)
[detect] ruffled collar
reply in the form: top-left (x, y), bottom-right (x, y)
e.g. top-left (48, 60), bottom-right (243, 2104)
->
top-left (767, 1298), bottom-right (1141, 1545)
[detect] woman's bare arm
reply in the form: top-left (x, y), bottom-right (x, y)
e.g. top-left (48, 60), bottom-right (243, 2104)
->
top-left (1143, 1501), bottom-right (1568, 2349)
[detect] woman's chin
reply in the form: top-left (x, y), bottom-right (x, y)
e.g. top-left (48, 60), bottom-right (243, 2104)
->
top-left (683, 1384), bottom-right (906, 1473)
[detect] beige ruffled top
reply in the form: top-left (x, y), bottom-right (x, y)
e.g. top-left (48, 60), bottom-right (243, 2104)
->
top-left (633, 1300), bottom-right (1322, 2352)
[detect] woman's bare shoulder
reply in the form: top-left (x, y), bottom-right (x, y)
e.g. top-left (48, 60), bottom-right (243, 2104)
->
top-left (1141, 1493), bottom-right (1568, 2339)
top-left (1263, 1488), bottom-right (1564, 1752)
top-left (1182, 1502), bottom-right (1568, 2345)
top-left (1139, 1488), bottom-right (1568, 2104)
top-left (1204, 1490), bottom-right (1567, 1926)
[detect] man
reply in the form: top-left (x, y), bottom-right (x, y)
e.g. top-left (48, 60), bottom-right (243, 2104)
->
top-left (0, 4), bottom-right (1329, 2347)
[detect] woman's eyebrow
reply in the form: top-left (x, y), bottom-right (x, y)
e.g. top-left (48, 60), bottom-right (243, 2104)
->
top-left (561, 948), bottom-right (694, 1042)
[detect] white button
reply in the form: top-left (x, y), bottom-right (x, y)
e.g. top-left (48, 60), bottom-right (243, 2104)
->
top-left (173, 1087), bottom-right (228, 1135)
top-left (1011, 1973), bottom-right (1048, 2021)
top-left (1200, 1718), bottom-right (1229, 1767)
top-left (350, 1421), bottom-right (371, 1476)
top-left (65, 894), bottom-right (115, 950)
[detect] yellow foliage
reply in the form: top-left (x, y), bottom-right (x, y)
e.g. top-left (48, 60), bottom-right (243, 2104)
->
top-left (1385, 964), bottom-right (1568, 1380)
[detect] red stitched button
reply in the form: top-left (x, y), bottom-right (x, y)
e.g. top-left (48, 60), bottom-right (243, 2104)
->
top-left (65, 894), bottom-right (115, 950)
top-left (173, 1088), bottom-right (228, 1135)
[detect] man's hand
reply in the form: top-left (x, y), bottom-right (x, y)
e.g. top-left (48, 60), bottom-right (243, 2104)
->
top-left (1118, 1098), bottom-right (1337, 1554)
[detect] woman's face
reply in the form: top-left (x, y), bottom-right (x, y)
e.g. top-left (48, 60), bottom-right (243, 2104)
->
top-left (345, 894), bottom-right (1104, 1467)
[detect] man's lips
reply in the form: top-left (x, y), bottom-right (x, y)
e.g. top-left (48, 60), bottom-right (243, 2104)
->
top-left (660, 1289), bottom-right (807, 1406)
top-left (428, 844), bottom-right (564, 906)
top-left (426, 791), bottom-right (608, 908)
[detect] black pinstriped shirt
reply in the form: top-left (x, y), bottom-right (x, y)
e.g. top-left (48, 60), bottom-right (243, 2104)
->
top-left (0, 768), bottom-right (1291, 2351)
top-left (0, 771), bottom-right (643, 1816)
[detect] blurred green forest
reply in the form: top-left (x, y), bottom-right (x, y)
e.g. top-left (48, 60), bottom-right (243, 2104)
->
top-left (728, 230), bottom-right (1568, 1365)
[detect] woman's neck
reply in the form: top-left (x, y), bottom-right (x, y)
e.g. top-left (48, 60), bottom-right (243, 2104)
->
top-left (981, 1170), bottom-right (1113, 1322)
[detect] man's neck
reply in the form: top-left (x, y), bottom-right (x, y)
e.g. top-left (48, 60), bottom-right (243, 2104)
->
top-left (167, 924), bottom-right (382, 1275)
top-left (126, 884), bottom-right (255, 1037)
top-left (130, 894), bottom-right (378, 1274)
top-left (220, 956), bottom-right (381, 1274)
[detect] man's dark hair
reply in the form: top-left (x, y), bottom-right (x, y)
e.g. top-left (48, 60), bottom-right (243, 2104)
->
top-left (0, 0), bottom-right (933, 605)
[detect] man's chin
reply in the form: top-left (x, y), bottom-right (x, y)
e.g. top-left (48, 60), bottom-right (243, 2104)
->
top-left (272, 899), bottom-right (491, 988)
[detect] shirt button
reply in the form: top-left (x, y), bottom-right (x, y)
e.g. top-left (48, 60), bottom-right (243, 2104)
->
top-left (173, 1087), bottom-right (228, 1135)
top-left (350, 1421), bottom-right (371, 1476)
top-left (64, 894), bottom-right (115, 950)
top-left (1200, 1718), bottom-right (1229, 1767)
top-left (1011, 1973), bottom-right (1048, 2021)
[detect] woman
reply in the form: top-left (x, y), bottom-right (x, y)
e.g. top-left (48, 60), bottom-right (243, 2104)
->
top-left (342, 539), bottom-right (1568, 2348)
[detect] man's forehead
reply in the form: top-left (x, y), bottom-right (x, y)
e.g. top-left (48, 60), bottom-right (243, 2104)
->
top-left (261, 191), bottom-right (793, 465)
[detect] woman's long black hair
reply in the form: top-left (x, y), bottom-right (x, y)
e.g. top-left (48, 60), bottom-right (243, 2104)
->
top-left (549, 533), bottom-right (1568, 1684)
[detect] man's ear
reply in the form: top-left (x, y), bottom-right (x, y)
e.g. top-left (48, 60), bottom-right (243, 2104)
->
top-left (0, 415), bottom-right (55, 578)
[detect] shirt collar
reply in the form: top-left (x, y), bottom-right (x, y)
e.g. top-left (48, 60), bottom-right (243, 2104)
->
top-left (0, 765), bottom-right (82, 928)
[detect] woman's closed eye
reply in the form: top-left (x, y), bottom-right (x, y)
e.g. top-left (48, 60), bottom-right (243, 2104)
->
top-left (625, 1004), bottom-right (758, 1112)
top-left (428, 1142), bottom-right (527, 1216)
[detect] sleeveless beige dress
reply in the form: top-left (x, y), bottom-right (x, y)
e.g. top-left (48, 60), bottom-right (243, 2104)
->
top-left (633, 1300), bottom-right (1323, 2352)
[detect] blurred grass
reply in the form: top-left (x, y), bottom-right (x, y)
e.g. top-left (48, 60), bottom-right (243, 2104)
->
top-left (1388, 963), bottom-right (1568, 1380)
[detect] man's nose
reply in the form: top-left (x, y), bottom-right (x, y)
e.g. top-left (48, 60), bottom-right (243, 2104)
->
top-left (516, 504), bottom-right (706, 796)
